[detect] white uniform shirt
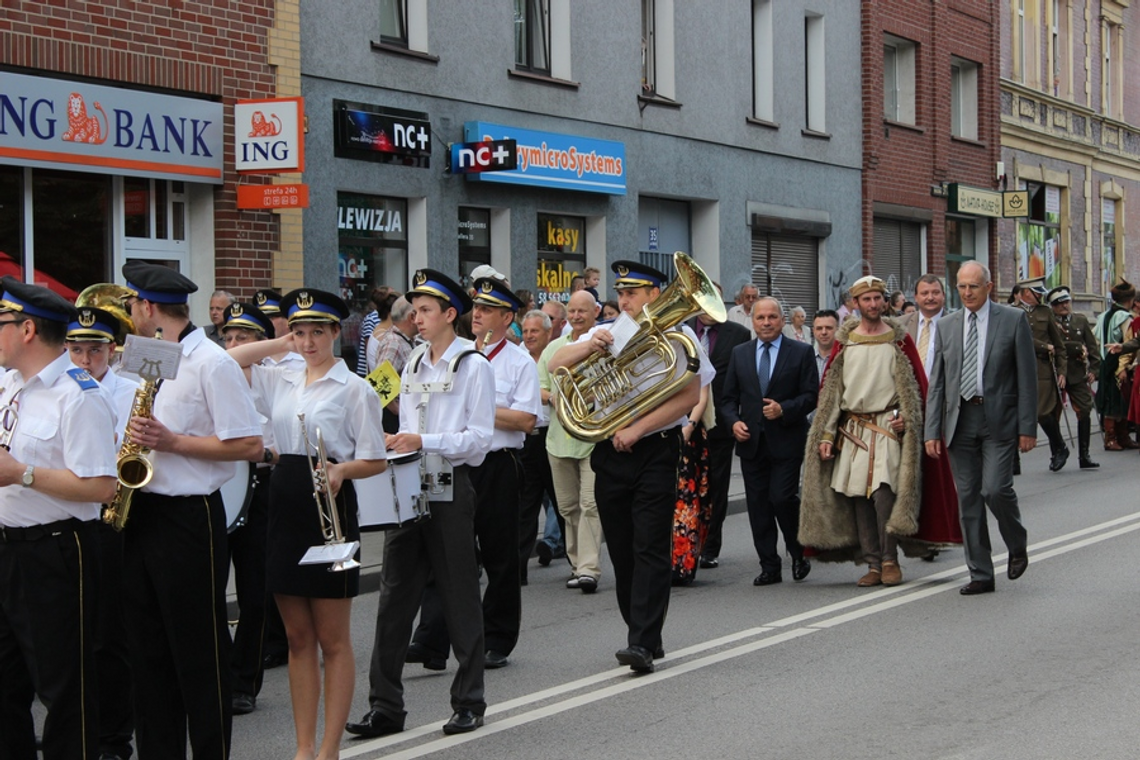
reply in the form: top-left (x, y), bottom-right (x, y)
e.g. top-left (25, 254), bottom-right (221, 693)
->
top-left (262, 351), bottom-right (306, 369)
top-left (482, 337), bottom-right (541, 451)
top-left (251, 360), bottom-right (387, 463)
top-left (727, 304), bottom-right (755, 336)
top-left (143, 328), bottom-right (262, 496)
top-left (0, 353), bottom-right (117, 527)
top-left (399, 337), bottom-right (495, 467)
top-left (102, 364), bottom-right (140, 444)
top-left (574, 323), bottom-right (715, 435)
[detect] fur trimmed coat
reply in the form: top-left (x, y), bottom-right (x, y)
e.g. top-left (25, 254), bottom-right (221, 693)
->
top-left (799, 317), bottom-right (961, 563)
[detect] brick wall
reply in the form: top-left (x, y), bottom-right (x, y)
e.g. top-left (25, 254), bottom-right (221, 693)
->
top-left (862, 0), bottom-right (1001, 278)
top-left (0, 0), bottom-right (280, 298)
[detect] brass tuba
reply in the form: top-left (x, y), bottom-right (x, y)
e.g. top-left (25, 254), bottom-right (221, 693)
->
top-left (76, 283), bottom-right (136, 347)
top-left (102, 328), bottom-right (161, 531)
top-left (552, 251), bottom-right (726, 443)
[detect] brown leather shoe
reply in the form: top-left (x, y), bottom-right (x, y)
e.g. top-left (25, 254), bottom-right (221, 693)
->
top-left (1104, 418), bottom-right (1124, 451)
top-left (1008, 551), bottom-right (1028, 580)
top-left (959, 580), bottom-right (996, 595)
top-left (857, 568), bottom-right (882, 587)
top-left (881, 561), bottom-right (903, 586)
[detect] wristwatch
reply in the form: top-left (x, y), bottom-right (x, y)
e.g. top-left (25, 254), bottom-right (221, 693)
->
top-left (21, 464), bottom-right (34, 488)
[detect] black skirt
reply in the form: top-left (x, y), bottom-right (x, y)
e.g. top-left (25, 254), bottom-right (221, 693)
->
top-left (267, 455), bottom-right (361, 599)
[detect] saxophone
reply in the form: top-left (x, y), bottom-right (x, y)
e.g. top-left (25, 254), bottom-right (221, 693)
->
top-left (102, 330), bottom-right (162, 531)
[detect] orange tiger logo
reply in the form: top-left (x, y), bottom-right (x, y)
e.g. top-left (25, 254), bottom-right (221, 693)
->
top-left (61, 93), bottom-right (109, 145)
top-left (248, 111), bottom-right (282, 138)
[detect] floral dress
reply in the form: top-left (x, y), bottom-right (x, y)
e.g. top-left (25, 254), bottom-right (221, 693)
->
top-left (672, 422), bottom-right (710, 585)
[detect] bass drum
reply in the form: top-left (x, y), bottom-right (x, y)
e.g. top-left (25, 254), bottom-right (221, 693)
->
top-left (220, 460), bottom-right (255, 533)
top-left (357, 451), bottom-right (427, 531)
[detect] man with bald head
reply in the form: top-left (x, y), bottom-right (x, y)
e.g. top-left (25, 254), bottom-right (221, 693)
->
top-left (925, 261), bottom-right (1036, 595)
top-left (540, 290), bottom-right (604, 592)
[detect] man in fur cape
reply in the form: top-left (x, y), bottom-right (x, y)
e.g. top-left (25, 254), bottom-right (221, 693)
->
top-left (800, 276), bottom-right (960, 586)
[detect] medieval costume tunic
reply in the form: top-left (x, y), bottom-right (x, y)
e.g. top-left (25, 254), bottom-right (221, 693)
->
top-left (801, 318), bottom-right (961, 562)
top-left (819, 332), bottom-right (902, 501)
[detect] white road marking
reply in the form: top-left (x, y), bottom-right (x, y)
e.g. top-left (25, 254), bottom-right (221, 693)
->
top-left (343, 510), bottom-right (1140, 759)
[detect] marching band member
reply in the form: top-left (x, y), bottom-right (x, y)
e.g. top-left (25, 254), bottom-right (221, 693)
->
top-left (409, 276), bottom-right (539, 670)
top-left (65, 305), bottom-right (139, 760)
top-left (548, 260), bottom-right (715, 674)
top-left (119, 261), bottom-right (263, 759)
top-left (0, 278), bottom-right (118, 760)
top-left (348, 269), bottom-right (494, 738)
top-left (220, 303), bottom-right (277, 717)
top-left (228, 289), bottom-right (386, 760)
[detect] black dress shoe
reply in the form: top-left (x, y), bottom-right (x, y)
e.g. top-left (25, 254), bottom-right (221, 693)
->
top-left (535, 542), bottom-right (553, 566)
top-left (791, 557), bottom-right (811, 581)
top-left (345, 709), bottom-right (404, 738)
top-left (1008, 551), bottom-right (1029, 580)
top-left (262, 651), bottom-right (288, 670)
top-left (405, 642), bottom-right (446, 671)
top-left (959, 580), bottom-right (996, 595)
top-left (1079, 455), bottom-right (1100, 469)
top-left (699, 555), bottom-right (719, 569)
top-left (485, 650), bottom-right (510, 669)
top-left (232, 692), bottom-right (256, 715)
top-left (615, 645), bottom-right (655, 673)
top-left (577, 575), bottom-right (598, 594)
top-left (753, 570), bottom-right (783, 586)
top-left (443, 709), bottom-right (484, 735)
top-left (652, 647), bottom-right (665, 659)
top-left (1049, 446), bottom-right (1070, 472)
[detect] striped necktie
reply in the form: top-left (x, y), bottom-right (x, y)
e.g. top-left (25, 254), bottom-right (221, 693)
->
top-left (960, 311), bottom-right (978, 400)
top-left (917, 318), bottom-right (932, 371)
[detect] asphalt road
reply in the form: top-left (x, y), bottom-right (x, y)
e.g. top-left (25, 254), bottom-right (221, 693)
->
top-left (216, 440), bottom-right (1140, 760)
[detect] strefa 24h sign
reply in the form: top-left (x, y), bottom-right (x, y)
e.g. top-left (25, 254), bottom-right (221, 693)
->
top-left (0, 72), bottom-right (224, 184)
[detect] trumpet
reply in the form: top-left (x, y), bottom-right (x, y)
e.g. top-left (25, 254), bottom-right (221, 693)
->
top-left (0, 391), bottom-right (19, 451)
top-left (102, 328), bottom-right (162, 531)
top-left (298, 412), bottom-right (359, 572)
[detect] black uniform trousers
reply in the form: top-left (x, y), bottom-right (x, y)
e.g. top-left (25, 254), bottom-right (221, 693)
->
top-left (413, 449), bottom-right (522, 656)
top-left (124, 491), bottom-right (232, 760)
top-left (739, 436), bottom-right (804, 573)
top-left (517, 427), bottom-right (563, 581)
top-left (92, 521), bottom-right (134, 760)
top-left (591, 427), bottom-right (683, 652)
top-left (227, 468), bottom-right (270, 697)
top-left (0, 519), bottom-right (98, 760)
top-left (367, 466), bottom-right (485, 719)
top-left (699, 434), bottom-right (737, 560)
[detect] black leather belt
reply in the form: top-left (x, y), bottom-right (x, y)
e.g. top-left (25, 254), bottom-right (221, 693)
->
top-left (964, 396), bottom-right (984, 405)
top-left (0, 517), bottom-right (85, 543)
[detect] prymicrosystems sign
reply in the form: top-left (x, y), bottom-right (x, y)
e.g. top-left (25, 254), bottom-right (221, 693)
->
top-left (0, 72), bottom-right (224, 183)
top-left (463, 121), bottom-right (625, 195)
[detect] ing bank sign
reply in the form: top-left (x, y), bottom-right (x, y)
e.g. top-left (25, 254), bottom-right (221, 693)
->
top-left (0, 72), bottom-right (224, 184)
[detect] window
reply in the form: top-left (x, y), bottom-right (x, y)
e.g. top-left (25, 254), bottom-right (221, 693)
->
top-left (752, 0), bottom-right (774, 122)
top-left (1014, 0), bottom-right (1026, 83)
top-left (951, 58), bottom-right (978, 140)
top-left (379, 0), bottom-right (406, 46)
top-left (1102, 198), bottom-right (1118, 294)
top-left (641, 0), bottom-right (675, 100)
top-left (883, 35), bottom-right (916, 123)
top-left (458, 207), bottom-right (491, 290)
top-left (537, 213), bottom-right (586, 304)
top-left (34, 169), bottom-right (112, 297)
top-left (1018, 182), bottom-right (1063, 289)
top-left (804, 13), bottom-right (826, 133)
top-left (1103, 20), bottom-right (1121, 118)
top-left (945, 218), bottom-right (977, 311)
top-left (514, 0), bottom-right (551, 74)
top-left (1050, 0), bottom-right (1067, 97)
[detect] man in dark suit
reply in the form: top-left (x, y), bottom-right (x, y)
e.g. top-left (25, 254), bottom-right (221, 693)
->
top-left (719, 297), bottom-right (819, 585)
top-left (925, 261), bottom-right (1037, 595)
top-left (688, 301), bottom-right (752, 569)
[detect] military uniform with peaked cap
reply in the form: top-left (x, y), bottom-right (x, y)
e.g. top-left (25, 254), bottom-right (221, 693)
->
top-left (253, 289), bottom-right (283, 316)
top-left (1015, 277), bottom-right (1069, 470)
top-left (1046, 286), bottom-right (1100, 467)
top-left (0, 277), bottom-right (117, 760)
top-left (411, 273), bottom-right (539, 670)
top-left (116, 260), bottom-right (262, 759)
top-left (221, 302), bottom-right (276, 339)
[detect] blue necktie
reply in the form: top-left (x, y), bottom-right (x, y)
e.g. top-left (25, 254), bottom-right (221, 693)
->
top-left (758, 342), bottom-right (772, 398)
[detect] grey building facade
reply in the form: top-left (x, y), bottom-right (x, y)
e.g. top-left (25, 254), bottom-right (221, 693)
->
top-left (299, 0), bottom-right (862, 360)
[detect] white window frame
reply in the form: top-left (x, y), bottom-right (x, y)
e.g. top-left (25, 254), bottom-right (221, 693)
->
top-left (805, 13), bottom-right (826, 133)
top-left (752, 0), bottom-right (774, 122)
top-left (1103, 19), bottom-right (1121, 119)
top-left (951, 57), bottom-right (978, 141)
top-left (883, 35), bottom-right (916, 124)
top-left (642, 0), bottom-right (675, 100)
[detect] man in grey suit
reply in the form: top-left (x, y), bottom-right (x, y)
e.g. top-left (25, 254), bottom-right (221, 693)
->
top-left (924, 261), bottom-right (1037, 595)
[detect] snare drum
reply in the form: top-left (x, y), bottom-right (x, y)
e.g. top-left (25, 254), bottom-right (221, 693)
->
top-left (220, 460), bottom-right (256, 533)
top-left (357, 451), bottom-right (427, 531)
